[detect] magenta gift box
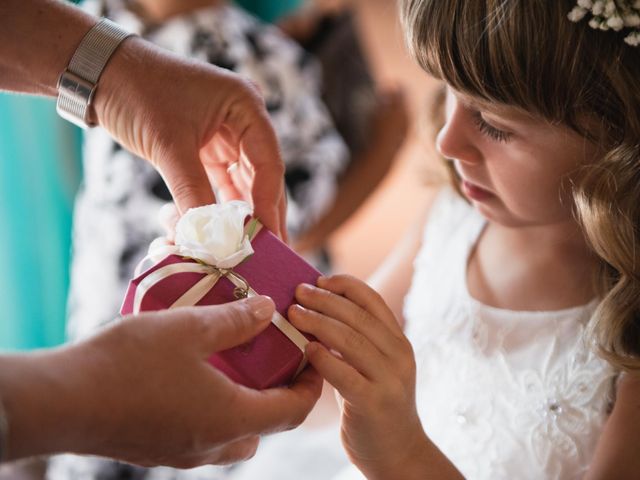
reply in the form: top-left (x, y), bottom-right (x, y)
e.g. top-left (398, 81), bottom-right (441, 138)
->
top-left (120, 226), bottom-right (321, 389)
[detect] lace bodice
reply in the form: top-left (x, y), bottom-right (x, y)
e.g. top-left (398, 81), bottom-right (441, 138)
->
top-left (401, 188), bottom-right (617, 479)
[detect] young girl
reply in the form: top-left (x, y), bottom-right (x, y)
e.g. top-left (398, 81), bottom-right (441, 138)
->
top-left (290, 1), bottom-right (640, 478)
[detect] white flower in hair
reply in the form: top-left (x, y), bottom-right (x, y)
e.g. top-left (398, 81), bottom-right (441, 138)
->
top-left (624, 12), bottom-right (640, 26)
top-left (626, 30), bottom-right (640, 45)
top-left (569, 0), bottom-right (640, 45)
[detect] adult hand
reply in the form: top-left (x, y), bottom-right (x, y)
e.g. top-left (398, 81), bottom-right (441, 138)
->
top-left (2, 1), bottom-right (287, 237)
top-left (1, 297), bottom-right (322, 467)
top-left (94, 37), bottom-right (287, 239)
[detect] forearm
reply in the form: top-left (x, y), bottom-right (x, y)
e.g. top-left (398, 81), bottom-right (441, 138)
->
top-left (294, 148), bottom-right (394, 253)
top-left (0, 347), bottom-right (98, 461)
top-left (0, 0), bottom-right (96, 96)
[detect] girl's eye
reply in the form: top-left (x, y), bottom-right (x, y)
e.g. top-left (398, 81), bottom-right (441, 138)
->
top-left (472, 111), bottom-right (512, 143)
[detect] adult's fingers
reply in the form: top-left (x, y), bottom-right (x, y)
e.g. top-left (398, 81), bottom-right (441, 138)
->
top-left (177, 296), bottom-right (276, 354)
top-left (214, 79), bottom-right (285, 238)
top-left (238, 114), bottom-right (286, 239)
top-left (202, 435), bottom-right (260, 465)
top-left (279, 188), bottom-right (288, 244)
top-left (233, 366), bottom-right (322, 436)
top-left (207, 162), bottom-right (244, 203)
top-left (159, 145), bottom-right (217, 214)
top-left (158, 436), bottom-right (260, 469)
top-left (242, 123), bottom-right (286, 239)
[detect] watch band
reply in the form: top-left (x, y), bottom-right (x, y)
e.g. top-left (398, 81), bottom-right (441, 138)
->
top-left (56, 18), bottom-right (134, 129)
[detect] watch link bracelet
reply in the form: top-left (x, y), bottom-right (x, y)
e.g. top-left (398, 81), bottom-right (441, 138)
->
top-left (56, 18), bottom-right (134, 129)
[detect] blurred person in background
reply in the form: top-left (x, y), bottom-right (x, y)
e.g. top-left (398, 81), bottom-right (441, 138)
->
top-left (1, 0), bottom-right (323, 478)
top-left (48, 0), bottom-right (407, 479)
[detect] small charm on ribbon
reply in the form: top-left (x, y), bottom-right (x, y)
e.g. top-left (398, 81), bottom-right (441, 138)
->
top-left (234, 287), bottom-right (249, 299)
top-left (218, 268), bottom-right (250, 299)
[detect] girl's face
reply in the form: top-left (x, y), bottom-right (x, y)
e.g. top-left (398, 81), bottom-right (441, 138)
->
top-left (437, 87), bottom-right (599, 228)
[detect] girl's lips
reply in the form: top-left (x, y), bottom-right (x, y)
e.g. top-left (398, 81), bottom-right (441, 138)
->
top-left (461, 180), bottom-right (494, 201)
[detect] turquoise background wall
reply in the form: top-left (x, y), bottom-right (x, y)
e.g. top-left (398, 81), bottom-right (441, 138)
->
top-left (0, 94), bottom-right (82, 351)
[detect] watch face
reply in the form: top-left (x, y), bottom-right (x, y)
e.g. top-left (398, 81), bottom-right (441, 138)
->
top-left (57, 70), bottom-right (95, 129)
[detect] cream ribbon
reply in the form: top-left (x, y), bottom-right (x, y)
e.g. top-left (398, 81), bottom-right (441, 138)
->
top-left (132, 221), bottom-right (309, 377)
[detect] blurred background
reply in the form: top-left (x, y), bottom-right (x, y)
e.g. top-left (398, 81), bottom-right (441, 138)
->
top-left (0, 0), bottom-right (441, 349)
top-left (0, 0), bottom-right (83, 351)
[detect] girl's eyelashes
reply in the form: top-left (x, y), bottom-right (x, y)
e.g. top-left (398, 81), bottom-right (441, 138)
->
top-left (471, 110), bottom-right (513, 143)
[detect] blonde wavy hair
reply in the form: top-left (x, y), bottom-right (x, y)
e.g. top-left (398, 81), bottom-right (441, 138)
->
top-left (401, 0), bottom-right (640, 372)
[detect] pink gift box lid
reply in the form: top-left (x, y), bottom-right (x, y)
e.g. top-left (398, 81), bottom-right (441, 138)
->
top-left (121, 226), bottom-right (321, 389)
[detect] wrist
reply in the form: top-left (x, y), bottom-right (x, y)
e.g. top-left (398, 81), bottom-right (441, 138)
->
top-left (91, 35), bottom-right (148, 129)
top-left (397, 432), bottom-right (463, 480)
top-left (362, 427), bottom-right (460, 480)
top-left (56, 18), bottom-right (135, 129)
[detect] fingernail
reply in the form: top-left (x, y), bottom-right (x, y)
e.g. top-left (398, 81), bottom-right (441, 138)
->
top-left (245, 296), bottom-right (275, 321)
top-left (289, 304), bottom-right (305, 318)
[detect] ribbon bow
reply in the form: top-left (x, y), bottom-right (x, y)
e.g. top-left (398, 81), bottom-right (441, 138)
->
top-left (131, 220), bottom-right (309, 373)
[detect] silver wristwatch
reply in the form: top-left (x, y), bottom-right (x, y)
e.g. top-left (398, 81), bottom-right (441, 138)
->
top-left (56, 18), bottom-right (134, 129)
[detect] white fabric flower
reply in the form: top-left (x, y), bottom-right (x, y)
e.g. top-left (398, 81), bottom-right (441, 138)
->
top-left (568, 6), bottom-right (588, 21)
top-left (592, 0), bottom-right (605, 15)
top-left (604, 0), bottom-right (617, 17)
top-left (625, 30), bottom-right (640, 44)
top-left (175, 200), bottom-right (254, 268)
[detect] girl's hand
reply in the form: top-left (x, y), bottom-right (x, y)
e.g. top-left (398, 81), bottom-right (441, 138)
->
top-left (289, 275), bottom-right (428, 478)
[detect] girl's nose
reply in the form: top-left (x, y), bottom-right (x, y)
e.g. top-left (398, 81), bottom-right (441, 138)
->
top-left (435, 97), bottom-right (482, 165)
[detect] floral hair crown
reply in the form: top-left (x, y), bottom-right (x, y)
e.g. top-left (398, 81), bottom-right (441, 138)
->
top-left (568, 0), bottom-right (640, 46)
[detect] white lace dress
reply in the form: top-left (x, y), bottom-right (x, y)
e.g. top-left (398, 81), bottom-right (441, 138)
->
top-left (335, 188), bottom-right (617, 480)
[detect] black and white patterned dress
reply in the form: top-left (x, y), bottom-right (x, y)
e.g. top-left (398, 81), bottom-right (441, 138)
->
top-left (65, 1), bottom-right (348, 342)
top-left (48, 4), bottom-right (349, 478)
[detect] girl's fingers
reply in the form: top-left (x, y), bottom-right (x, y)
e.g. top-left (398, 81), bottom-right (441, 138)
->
top-left (289, 304), bottom-right (387, 381)
top-left (318, 275), bottom-right (404, 336)
top-left (295, 283), bottom-right (401, 359)
top-left (305, 341), bottom-right (367, 404)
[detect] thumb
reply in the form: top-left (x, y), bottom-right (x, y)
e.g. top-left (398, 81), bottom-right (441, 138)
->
top-left (159, 146), bottom-right (217, 214)
top-left (196, 296), bottom-right (276, 352)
